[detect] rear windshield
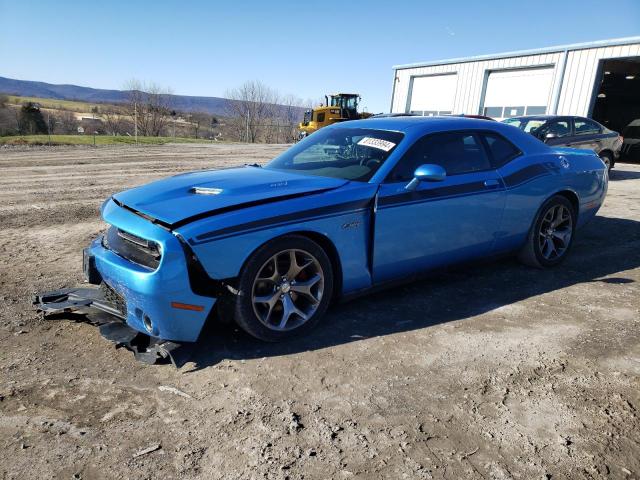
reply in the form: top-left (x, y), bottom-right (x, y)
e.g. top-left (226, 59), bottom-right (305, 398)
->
top-left (265, 127), bottom-right (405, 182)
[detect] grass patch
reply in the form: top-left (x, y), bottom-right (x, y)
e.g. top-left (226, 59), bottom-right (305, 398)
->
top-left (5, 95), bottom-right (102, 113)
top-left (0, 134), bottom-right (221, 146)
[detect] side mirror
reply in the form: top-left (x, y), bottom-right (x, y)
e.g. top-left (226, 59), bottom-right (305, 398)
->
top-left (405, 164), bottom-right (446, 191)
top-left (544, 132), bottom-right (558, 142)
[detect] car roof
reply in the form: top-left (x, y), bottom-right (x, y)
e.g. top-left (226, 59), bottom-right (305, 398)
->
top-left (505, 114), bottom-right (598, 121)
top-left (506, 115), bottom-right (555, 120)
top-left (333, 115), bottom-right (499, 132)
top-left (328, 115), bottom-right (548, 152)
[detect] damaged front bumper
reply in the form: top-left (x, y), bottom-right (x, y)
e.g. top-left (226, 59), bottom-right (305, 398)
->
top-left (33, 286), bottom-right (194, 366)
top-left (33, 198), bottom-right (224, 365)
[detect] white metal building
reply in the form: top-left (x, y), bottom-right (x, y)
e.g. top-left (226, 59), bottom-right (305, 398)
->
top-left (390, 37), bottom-right (640, 133)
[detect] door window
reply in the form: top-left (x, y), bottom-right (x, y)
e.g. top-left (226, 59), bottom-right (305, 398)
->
top-left (388, 132), bottom-right (492, 182)
top-left (574, 119), bottom-right (601, 135)
top-left (533, 120), bottom-right (571, 139)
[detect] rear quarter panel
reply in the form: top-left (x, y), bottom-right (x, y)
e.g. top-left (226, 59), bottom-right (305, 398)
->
top-left (494, 148), bottom-right (607, 253)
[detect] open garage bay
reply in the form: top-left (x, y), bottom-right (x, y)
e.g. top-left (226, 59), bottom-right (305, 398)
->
top-left (0, 144), bottom-right (639, 479)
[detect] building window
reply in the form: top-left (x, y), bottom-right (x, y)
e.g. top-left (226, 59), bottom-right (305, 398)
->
top-left (409, 110), bottom-right (453, 116)
top-left (483, 107), bottom-right (503, 118)
top-left (503, 106), bottom-right (525, 118)
top-left (526, 106), bottom-right (547, 115)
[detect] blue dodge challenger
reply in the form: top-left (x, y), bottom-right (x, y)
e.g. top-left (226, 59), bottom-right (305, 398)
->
top-left (36, 117), bottom-right (607, 362)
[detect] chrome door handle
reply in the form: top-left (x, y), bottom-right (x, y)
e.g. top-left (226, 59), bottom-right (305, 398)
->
top-left (484, 179), bottom-right (500, 189)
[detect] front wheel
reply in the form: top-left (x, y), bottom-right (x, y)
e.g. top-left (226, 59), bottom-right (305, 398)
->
top-left (518, 195), bottom-right (576, 268)
top-left (230, 235), bottom-right (333, 342)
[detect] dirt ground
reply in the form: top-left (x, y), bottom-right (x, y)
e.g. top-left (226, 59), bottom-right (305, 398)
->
top-left (0, 143), bottom-right (639, 480)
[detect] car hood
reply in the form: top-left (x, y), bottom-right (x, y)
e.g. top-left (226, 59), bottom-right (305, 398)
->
top-left (113, 166), bottom-right (348, 227)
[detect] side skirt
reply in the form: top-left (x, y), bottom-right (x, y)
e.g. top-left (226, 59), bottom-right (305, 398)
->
top-left (338, 251), bottom-right (517, 304)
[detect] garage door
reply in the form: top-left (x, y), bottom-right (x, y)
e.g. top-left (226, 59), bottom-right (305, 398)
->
top-left (408, 73), bottom-right (457, 116)
top-left (482, 67), bottom-right (554, 120)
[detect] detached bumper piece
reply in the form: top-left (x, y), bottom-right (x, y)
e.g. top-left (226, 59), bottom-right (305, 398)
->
top-left (33, 287), bottom-right (193, 367)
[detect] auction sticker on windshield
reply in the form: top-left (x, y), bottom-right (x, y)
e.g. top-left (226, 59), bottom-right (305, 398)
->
top-left (357, 137), bottom-right (396, 152)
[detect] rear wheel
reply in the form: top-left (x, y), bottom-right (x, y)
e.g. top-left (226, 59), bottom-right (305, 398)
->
top-left (518, 195), bottom-right (576, 268)
top-left (230, 235), bottom-right (333, 342)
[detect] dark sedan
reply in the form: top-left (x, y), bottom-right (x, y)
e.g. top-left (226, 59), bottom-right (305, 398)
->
top-left (503, 115), bottom-right (622, 170)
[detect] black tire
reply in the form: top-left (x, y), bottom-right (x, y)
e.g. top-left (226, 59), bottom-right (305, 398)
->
top-left (518, 195), bottom-right (577, 268)
top-left (599, 151), bottom-right (613, 171)
top-left (229, 235), bottom-right (333, 342)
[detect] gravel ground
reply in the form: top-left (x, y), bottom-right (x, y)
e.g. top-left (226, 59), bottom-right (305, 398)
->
top-left (0, 144), bottom-right (639, 480)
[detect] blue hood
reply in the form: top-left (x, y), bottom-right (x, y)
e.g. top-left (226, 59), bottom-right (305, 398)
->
top-left (113, 166), bottom-right (348, 226)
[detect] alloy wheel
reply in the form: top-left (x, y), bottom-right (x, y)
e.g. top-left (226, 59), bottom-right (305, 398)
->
top-left (538, 204), bottom-right (573, 260)
top-left (251, 249), bottom-right (324, 331)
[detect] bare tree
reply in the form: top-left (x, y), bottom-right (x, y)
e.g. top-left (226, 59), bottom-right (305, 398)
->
top-left (277, 94), bottom-right (305, 143)
top-left (124, 80), bottom-right (173, 137)
top-left (0, 105), bottom-right (18, 135)
top-left (225, 80), bottom-right (279, 143)
top-left (56, 111), bottom-right (79, 134)
top-left (102, 108), bottom-right (125, 135)
top-left (188, 112), bottom-right (216, 139)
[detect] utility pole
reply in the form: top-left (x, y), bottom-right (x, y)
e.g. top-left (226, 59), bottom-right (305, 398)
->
top-left (134, 102), bottom-right (138, 145)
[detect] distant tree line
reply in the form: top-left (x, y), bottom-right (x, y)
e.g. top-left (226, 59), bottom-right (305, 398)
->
top-left (0, 79), bottom-right (307, 143)
top-left (225, 80), bottom-right (308, 143)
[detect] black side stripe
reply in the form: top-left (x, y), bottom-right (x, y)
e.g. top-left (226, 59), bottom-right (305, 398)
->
top-left (502, 163), bottom-right (550, 188)
top-left (188, 164), bottom-right (551, 244)
top-left (378, 181), bottom-right (489, 207)
top-left (191, 198), bottom-right (372, 244)
top-left (171, 186), bottom-right (340, 230)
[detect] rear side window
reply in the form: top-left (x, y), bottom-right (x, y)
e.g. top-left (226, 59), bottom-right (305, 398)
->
top-left (574, 119), bottom-right (601, 135)
top-left (388, 132), bottom-right (492, 182)
top-left (482, 133), bottom-right (522, 167)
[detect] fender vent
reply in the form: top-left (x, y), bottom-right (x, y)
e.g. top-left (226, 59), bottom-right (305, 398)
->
top-left (102, 226), bottom-right (161, 270)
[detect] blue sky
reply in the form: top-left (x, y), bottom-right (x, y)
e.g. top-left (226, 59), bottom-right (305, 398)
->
top-left (1, 0), bottom-right (639, 113)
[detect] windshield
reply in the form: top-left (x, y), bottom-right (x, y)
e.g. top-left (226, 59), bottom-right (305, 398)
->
top-left (330, 95), bottom-right (358, 110)
top-left (503, 118), bottom-right (547, 133)
top-left (265, 127), bottom-right (404, 182)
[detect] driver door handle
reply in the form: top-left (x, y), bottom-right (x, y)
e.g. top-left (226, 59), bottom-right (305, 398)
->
top-left (484, 179), bottom-right (500, 189)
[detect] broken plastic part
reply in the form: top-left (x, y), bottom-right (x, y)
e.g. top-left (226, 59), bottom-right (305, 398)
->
top-left (33, 287), bottom-right (193, 367)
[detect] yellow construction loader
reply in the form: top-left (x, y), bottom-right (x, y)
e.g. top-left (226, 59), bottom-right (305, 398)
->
top-left (298, 93), bottom-right (372, 139)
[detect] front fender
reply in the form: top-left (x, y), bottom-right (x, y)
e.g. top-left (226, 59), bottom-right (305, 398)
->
top-left (175, 184), bottom-right (377, 295)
